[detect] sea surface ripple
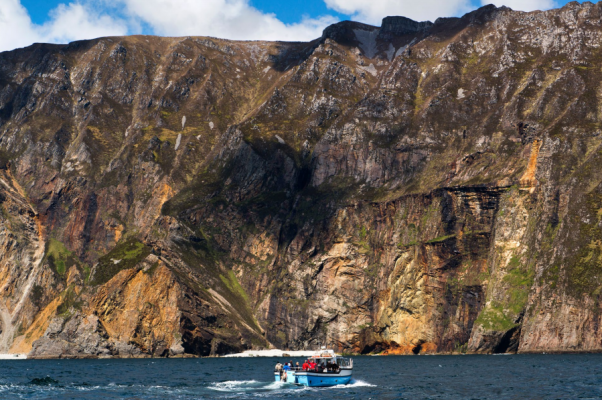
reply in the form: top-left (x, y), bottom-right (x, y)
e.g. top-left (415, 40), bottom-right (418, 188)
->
top-left (0, 354), bottom-right (601, 399)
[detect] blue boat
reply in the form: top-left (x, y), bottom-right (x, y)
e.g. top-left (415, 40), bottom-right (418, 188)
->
top-left (274, 349), bottom-right (353, 387)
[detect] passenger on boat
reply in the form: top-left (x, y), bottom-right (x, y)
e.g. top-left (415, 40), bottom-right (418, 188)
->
top-left (296, 362), bottom-right (300, 369)
top-left (319, 362), bottom-right (327, 373)
top-left (326, 361), bottom-right (338, 372)
top-left (302, 360), bottom-right (310, 371)
top-left (309, 360), bottom-right (317, 371)
top-left (275, 362), bottom-right (284, 380)
top-left (283, 362), bottom-right (291, 371)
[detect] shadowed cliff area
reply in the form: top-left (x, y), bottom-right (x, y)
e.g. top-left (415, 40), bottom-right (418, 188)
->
top-left (0, 2), bottom-right (601, 357)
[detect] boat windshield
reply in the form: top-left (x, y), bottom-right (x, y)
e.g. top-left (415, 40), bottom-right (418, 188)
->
top-left (337, 357), bottom-right (352, 367)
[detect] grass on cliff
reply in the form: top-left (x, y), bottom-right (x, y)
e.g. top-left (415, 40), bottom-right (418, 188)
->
top-left (474, 301), bottom-right (517, 332)
top-left (220, 270), bottom-right (250, 303)
top-left (90, 238), bottom-right (151, 285)
top-left (561, 190), bottom-right (602, 296)
top-left (426, 234), bottom-right (456, 244)
top-left (502, 265), bottom-right (534, 314)
top-left (56, 285), bottom-right (83, 318)
top-left (173, 240), bottom-right (263, 337)
top-left (475, 255), bottom-right (534, 332)
top-left (45, 239), bottom-right (79, 276)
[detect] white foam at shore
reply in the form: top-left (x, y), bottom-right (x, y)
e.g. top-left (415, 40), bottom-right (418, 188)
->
top-left (223, 349), bottom-right (321, 358)
top-left (0, 353), bottom-right (27, 360)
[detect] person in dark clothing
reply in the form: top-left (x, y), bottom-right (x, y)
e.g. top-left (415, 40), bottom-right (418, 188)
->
top-left (333, 362), bottom-right (340, 372)
top-left (316, 362), bottom-right (324, 373)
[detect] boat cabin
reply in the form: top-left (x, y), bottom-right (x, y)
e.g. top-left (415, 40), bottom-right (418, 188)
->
top-left (306, 349), bottom-right (353, 369)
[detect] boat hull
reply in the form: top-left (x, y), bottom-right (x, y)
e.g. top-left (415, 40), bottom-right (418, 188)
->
top-left (274, 368), bottom-right (352, 387)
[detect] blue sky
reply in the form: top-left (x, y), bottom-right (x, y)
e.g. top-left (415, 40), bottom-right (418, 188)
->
top-left (20, 0), bottom-right (581, 26)
top-left (0, 0), bottom-right (589, 52)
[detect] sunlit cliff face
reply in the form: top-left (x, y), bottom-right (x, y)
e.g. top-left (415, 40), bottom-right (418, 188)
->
top-left (0, 2), bottom-right (601, 358)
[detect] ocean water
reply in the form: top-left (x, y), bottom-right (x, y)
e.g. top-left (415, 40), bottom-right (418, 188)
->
top-left (0, 354), bottom-right (602, 399)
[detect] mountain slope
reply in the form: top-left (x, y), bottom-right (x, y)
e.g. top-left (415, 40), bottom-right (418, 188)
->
top-left (0, 2), bottom-right (601, 357)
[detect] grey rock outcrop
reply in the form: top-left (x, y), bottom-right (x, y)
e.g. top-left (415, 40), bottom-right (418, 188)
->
top-left (379, 16), bottom-right (433, 39)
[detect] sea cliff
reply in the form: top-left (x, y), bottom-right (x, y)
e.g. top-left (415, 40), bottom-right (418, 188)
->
top-left (0, 2), bottom-right (601, 357)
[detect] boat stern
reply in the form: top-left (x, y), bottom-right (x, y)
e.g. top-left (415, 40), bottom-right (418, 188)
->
top-left (274, 371), bottom-right (298, 384)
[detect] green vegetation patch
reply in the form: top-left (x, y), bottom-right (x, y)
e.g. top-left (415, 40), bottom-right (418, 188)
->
top-left (45, 239), bottom-right (79, 276)
top-left (502, 265), bottom-right (534, 315)
top-left (91, 238), bottom-right (151, 285)
top-left (562, 191), bottom-right (602, 295)
top-left (507, 255), bottom-right (521, 269)
top-left (426, 234), bottom-right (456, 244)
top-left (355, 225), bottom-right (371, 254)
top-left (56, 285), bottom-right (83, 318)
top-left (474, 301), bottom-right (517, 332)
top-left (569, 238), bottom-right (602, 294)
top-left (364, 263), bottom-right (383, 279)
top-left (475, 254), bottom-right (534, 332)
top-left (219, 270), bottom-right (250, 303)
top-left (543, 264), bottom-right (560, 289)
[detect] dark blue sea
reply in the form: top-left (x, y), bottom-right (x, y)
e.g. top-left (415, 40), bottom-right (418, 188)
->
top-left (1, 354), bottom-right (601, 399)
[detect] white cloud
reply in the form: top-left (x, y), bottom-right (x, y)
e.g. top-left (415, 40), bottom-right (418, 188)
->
top-left (6, 0), bottom-right (561, 54)
top-left (0, 0), bottom-right (41, 51)
top-left (0, 0), bottom-right (337, 53)
top-left (0, 0), bottom-right (127, 52)
top-left (41, 3), bottom-right (128, 44)
top-left (118, 0), bottom-right (337, 41)
top-left (323, 0), bottom-right (474, 25)
top-left (482, 0), bottom-right (557, 12)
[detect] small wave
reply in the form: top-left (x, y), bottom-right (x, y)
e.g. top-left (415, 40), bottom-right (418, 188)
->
top-left (209, 380), bottom-right (261, 392)
top-left (328, 379), bottom-right (376, 389)
top-left (75, 386), bottom-right (102, 390)
top-left (29, 377), bottom-right (59, 386)
top-left (209, 379), bottom-right (298, 393)
top-left (263, 381), bottom-right (290, 390)
top-left (348, 379), bottom-right (376, 387)
top-left (209, 378), bottom-right (375, 393)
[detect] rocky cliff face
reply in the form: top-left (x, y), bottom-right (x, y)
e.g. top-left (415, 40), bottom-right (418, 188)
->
top-left (0, 2), bottom-right (602, 357)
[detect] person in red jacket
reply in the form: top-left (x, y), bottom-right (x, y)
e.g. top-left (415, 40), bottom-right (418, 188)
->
top-left (302, 360), bottom-right (310, 371)
top-left (309, 359), bottom-right (317, 371)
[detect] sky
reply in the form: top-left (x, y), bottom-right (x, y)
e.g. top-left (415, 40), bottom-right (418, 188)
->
top-left (0, 0), bottom-right (586, 52)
